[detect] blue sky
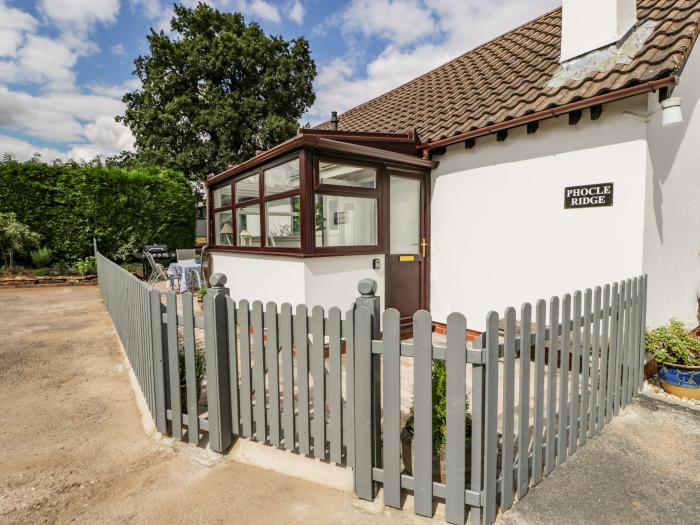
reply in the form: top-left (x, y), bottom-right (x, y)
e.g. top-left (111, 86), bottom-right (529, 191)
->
top-left (0, 0), bottom-right (559, 162)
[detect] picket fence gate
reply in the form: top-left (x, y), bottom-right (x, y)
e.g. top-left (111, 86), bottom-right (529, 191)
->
top-left (95, 245), bottom-right (648, 525)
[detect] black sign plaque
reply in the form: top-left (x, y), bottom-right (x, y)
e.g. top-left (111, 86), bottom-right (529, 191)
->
top-left (564, 183), bottom-right (613, 209)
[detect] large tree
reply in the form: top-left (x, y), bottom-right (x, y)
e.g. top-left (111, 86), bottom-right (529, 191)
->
top-left (118, 3), bottom-right (316, 183)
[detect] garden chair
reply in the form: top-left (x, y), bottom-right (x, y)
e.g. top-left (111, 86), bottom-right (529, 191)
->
top-left (145, 251), bottom-right (178, 289)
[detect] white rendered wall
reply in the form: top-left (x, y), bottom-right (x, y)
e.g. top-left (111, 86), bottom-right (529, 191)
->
top-left (643, 44), bottom-right (700, 329)
top-left (211, 252), bottom-right (306, 305)
top-left (211, 252), bottom-right (384, 312)
top-left (431, 97), bottom-right (648, 330)
top-left (305, 255), bottom-right (385, 312)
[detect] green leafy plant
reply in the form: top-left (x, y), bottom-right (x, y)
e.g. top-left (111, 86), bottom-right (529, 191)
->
top-left (195, 287), bottom-right (208, 301)
top-left (75, 256), bottom-right (97, 276)
top-left (34, 268), bottom-right (50, 276)
top-left (178, 341), bottom-right (206, 385)
top-left (30, 246), bottom-right (53, 268)
top-left (645, 320), bottom-right (700, 367)
top-left (406, 360), bottom-right (472, 456)
top-left (0, 212), bottom-right (40, 270)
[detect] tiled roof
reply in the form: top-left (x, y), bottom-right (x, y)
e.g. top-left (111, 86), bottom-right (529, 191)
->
top-left (315, 0), bottom-right (700, 144)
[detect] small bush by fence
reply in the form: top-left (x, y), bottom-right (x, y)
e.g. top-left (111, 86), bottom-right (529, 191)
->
top-left (95, 244), bottom-right (647, 525)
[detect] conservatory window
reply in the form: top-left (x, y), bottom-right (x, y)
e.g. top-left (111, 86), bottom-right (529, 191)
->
top-left (314, 194), bottom-right (377, 247)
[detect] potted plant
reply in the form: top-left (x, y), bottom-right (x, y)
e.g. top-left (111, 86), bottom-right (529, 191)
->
top-left (178, 341), bottom-right (207, 409)
top-left (195, 287), bottom-right (207, 303)
top-left (646, 320), bottom-right (700, 399)
top-left (401, 361), bottom-right (472, 482)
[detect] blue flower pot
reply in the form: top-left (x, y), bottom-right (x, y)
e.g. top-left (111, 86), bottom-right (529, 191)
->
top-left (658, 362), bottom-right (700, 400)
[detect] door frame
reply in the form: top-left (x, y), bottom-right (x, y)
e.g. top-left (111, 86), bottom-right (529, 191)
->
top-left (384, 166), bottom-right (431, 327)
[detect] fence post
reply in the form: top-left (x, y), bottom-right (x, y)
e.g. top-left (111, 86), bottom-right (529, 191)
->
top-left (354, 278), bottom-right (381, 497)
top-left (204, 273), bottom-right (233, 453)
top-left (149, 288), bottom-right (169, 434)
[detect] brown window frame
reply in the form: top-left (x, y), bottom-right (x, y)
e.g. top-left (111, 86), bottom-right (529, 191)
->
top-left (309, 154), bottom-right (384, 256)
top-left (209, 151), bottom-right (305, 256)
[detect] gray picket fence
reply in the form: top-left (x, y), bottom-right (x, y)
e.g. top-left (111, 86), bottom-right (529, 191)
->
top-left (95, 245), bottom-right (647, 525)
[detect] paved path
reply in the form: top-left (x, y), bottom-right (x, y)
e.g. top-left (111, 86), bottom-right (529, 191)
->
top-left (2, 286), bottom-right (699, 525)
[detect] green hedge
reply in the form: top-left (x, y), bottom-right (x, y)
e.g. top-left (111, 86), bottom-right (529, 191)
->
top-left (0, 160), bottom-right (196, 262)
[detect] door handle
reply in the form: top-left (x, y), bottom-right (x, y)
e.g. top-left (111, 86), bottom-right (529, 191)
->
top-left (420, 238), bottom-right (428, 258)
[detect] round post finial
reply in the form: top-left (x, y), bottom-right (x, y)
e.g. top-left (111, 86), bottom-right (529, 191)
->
top-left (209, 273), bottom-right (227, 288)
top-left (357, 278), bottom-right (377, 297)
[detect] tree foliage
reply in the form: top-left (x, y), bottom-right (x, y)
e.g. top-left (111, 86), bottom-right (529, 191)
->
top-left (0, 160), bottom-right (196, 263)
top-left (0, 212), bottom-right (40, 269)
top-left (118, 3), bottom-right (317, 183)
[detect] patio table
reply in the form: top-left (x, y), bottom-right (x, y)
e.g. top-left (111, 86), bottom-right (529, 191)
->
top-left (167, 260), bottom-right (202, 293)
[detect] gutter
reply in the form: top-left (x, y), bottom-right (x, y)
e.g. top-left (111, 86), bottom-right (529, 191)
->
top-left (420, 76), bottom-right (679, 155)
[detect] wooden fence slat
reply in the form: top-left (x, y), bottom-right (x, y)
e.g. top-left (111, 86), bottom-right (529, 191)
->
top-left (265, 302), bottom-right (281, 446)
top-left (280, 304), bottom-right (295, 451)
top-left (605, 283), bottom-right (620, 423)
top-left (328, 307), bottom-right (343, 464)
top-left (226, 297), bottom-right (240, 436)
top-left (445, 312), bottom-right (467, 524)
top-left (588, 287), bottom-right (602, 438)
top-left (557, 295), bottom-right (570, 464)
top-left (579, 290), bottom-right (592, 446)
top-left (311, 306), bottom-right (326, 459)
top-left (483, 311), bottom-right (500, 525)
top-left (597, 285), bottom-right (611, 432)
top-left (613, 281), bottom-right (626, 416)
top-left (638, 276), bottom-right (648, 393)
top-left (252, 301), bottom-right (267, 442)
top-left (149, 289), bottom-right (168, 434)
top-left (353, 307), bottom-right (373, 500)
top-left (627, 278), bottom-right (639, 403)
top-left (239, 300), bottom-right (253, 437)
top-left (382, 309), bottom-right (401, 509)
top-left (295, 305), bottom-right (311, 455)
top-left (344, 308), bottom-right (356, 469)
top-left (532, 299), bottom-right (547, 485)
top-left (502, 307), bottom-right (516, 509)
top-left (569, 291), bottom-right (582, 453)
top-left (620, 280), bottom-right (632, 409)
top-left (166, 291), bottom-right (181, 438)
top-left (544, 297), bottom-right (559, 476)
top-left (182, 292), bottom-right (199, 444)
top-left (470, 335), bottom-right (485, 525)
top-left (414, 310), bottom-right (434, 517)
top-left (517, 303), bottom-right (532, 498)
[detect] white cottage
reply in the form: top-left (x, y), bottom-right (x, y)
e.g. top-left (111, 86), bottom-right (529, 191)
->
top-left (206, 0), bottom-right (700, 332)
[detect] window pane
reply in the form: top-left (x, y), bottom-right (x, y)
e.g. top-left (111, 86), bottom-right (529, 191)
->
top-left (314, 194), bottom-right (377, 247)
top-left (213, 185), bottom-right (232, 208)
top-left (390, 176), bottom-right (420, 254)
top-left (319, 161), bottom-right (376, 189)
top-left (214, 210), bottom-right (233, 246)
top-left (265, 196), bottom-right (301, 248)
top-left (235, 173), bottom-right (260, 203)
top-left (236, 205), bottom-right (261, 247)
top-left (264, 159), bottom-right (300, 195)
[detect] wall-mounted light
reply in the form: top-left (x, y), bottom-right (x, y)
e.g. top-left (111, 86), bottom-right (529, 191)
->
top-left (661, 97), bottom-right (683, 127)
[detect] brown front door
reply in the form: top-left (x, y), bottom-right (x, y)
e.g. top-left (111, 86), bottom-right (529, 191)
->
top-left (385, 172), bottom-right (429, 328)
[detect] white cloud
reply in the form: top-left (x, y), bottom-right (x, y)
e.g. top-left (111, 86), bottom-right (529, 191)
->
top-left (37, 0), bottom-right (120, 30)
top-left (129, 0), bottom-right (163, 21)
top-left (0, 134), bottom-right (70, 162)
top-left (308, 0), bottom-right (561, 123)
top-left (0, 1), bottom-right (38, 57)
top-left (87, 79), bottom-right (141, 98)
top-left (110, 42), bottom-right (126, 55)
top-left (288, 1), bottom-right (304, 24)
top-left (246, 0), bottom-right (282, 24)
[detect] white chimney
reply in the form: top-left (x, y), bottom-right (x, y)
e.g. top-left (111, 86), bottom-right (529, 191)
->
top-left (560, 0), bottom-right (637, 62)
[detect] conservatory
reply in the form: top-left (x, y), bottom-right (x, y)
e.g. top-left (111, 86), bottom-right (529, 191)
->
top-left (205, 128), bottom-right (436, 324)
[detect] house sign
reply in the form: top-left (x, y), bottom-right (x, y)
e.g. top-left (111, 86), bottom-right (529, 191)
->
top-left (564, 183), bottom-right (613, 209)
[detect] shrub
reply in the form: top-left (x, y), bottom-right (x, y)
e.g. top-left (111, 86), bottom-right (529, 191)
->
top-left (646, 320), bottom-right (700, 367)
top-left (0, 160), bottom-right (196, 263)
top-left (406, 360), bottom-right (472, 455)
top-left (30, 246), bottom-right (52, 268)
top-left (195, 287), bottom-right (208, 301)
top-left (178, 341), bottom-right (206, 385)
top-left (34, 268), bottom-right (49, 276)
top-left (75, 256), bottom-right (97, 276)
top-left (0, 212), bottom-right (40, 270)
